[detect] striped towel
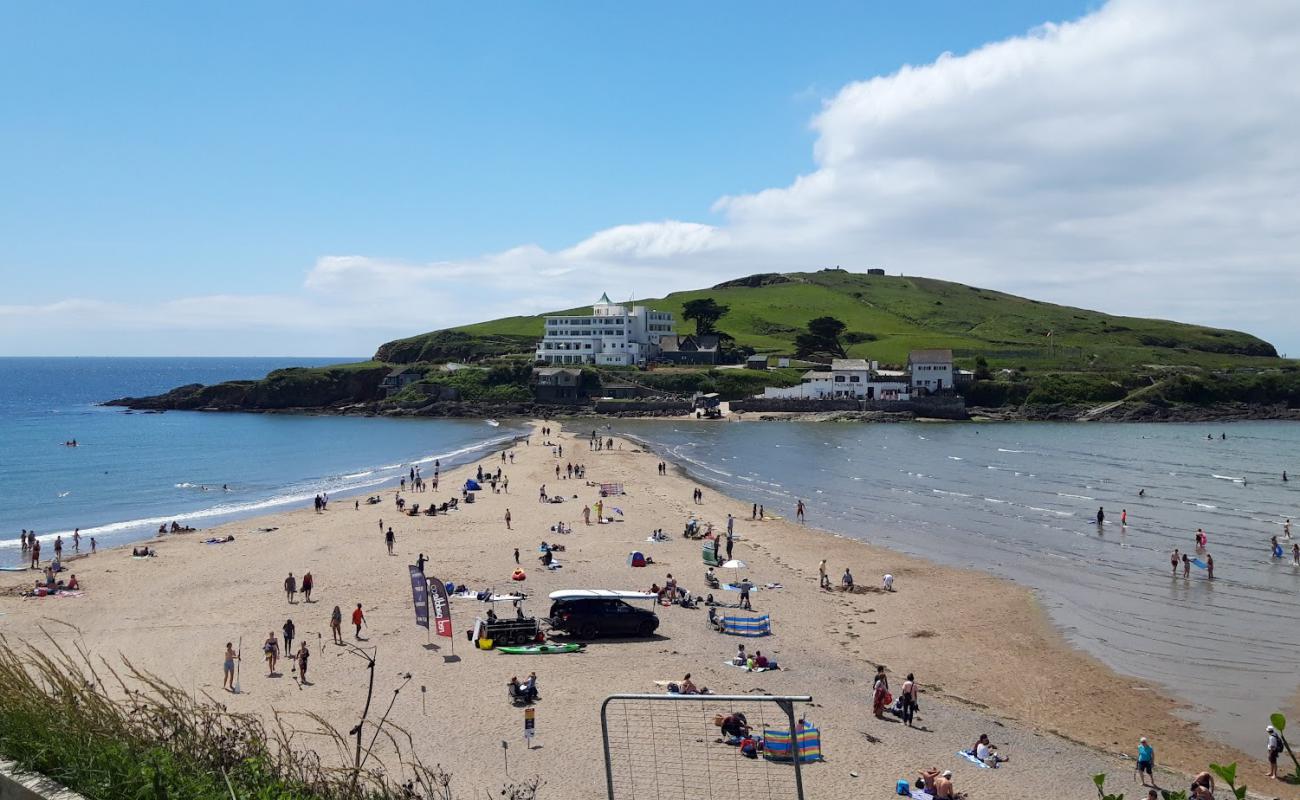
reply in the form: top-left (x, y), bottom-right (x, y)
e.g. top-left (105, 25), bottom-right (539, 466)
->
top-left (762, 726), bottom-right (821, 762)
top-left (721, 614), bottom-right (771, 637)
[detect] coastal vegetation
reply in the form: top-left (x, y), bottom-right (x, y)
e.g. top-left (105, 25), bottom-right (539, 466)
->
top-left (0, 638), bottom-right (507, 800)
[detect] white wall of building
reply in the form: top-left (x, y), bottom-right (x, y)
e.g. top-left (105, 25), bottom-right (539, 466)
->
top-left (535, 297), bottom-right (675, 366)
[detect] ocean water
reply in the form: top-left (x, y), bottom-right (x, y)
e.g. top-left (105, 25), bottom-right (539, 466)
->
top-left (611, 418), bottom-right (1300, 752)
top-left (0, 358), bottom-right (526, 563)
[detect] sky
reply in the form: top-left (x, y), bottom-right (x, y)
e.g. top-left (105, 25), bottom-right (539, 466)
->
top-left (1, 1), bottom-right (1298, 357)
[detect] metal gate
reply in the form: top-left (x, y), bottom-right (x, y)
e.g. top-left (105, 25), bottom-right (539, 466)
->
top-left (600, 693), bottom-right (813, 800)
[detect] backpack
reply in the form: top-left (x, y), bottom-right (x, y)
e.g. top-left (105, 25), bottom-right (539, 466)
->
top-left (896, 779), bottom-right (911, 796)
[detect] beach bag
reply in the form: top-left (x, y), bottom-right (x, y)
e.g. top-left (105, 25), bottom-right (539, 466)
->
top-left (896, 779), bottom-right (911, 796)
top-left (740, 738), bottom-right (758, 758)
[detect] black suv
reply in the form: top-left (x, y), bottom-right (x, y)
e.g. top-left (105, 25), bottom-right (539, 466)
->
top-left (548, 598), bottom-right (660, 639)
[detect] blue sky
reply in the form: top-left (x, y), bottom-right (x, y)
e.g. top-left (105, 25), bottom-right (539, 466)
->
top-left (3, 1), bottom-right (1297, 356)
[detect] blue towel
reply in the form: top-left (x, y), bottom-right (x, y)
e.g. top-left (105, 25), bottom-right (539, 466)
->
top-left (958, 750), bottom-right (991, 768)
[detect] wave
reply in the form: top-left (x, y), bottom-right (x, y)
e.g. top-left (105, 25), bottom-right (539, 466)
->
top-left (342, 470), bottom-right (374, 479)
top-left (1057, 493), bottom-right (1095, 501)
top-left (1212, 474), bottom-right (1245, 483)
top-left (948, 456), bottom-right (963, 461)
top-left (932, 489), bottom-right (973, 498)
top-left (998, 448), bottom-right (1026, 453)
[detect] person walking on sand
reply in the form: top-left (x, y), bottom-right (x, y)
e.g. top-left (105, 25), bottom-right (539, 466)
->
top-left (223, 642), bottom-right (239, 692)
top-left (282, 618), bottom-right (295, 657)
top-left (330, 605), bottom-right (343, 644)
top-left (296, 642), bottom-right (310, 684)
top-left (284, 572), bottom-right (297, 603)
top-left (301, 571), bottom-right (314, 603)
top-left (752, 503), bottom-right (757, 520)
top-left (871, 665), bottom-right (889, 718)
top-left (514, 548), bottom-right (520, 565)
top-left (796, 499), bottom-right (805, 523)
top-left (1135, 736), bottom-right (1155, 787)
top-left (727, 514), bottom-right (734, 537)
top-left (352, 603), bottom-right (366, 638)
top-left (505, 509), bottom-right (512, 530)
top-left (263, 632), bottom-right (279, 676)
top-left (385, 527), bottom-right (395, 555)
top-left (818, 559), bottom-right (830, 590)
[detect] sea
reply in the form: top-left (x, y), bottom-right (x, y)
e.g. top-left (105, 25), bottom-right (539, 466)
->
top-left (3, 357), bottom-right (1296, 752)
top-left (610, 418), bottom-right (1300, 753)
top-left (0, 357), bottom-right (526, 566)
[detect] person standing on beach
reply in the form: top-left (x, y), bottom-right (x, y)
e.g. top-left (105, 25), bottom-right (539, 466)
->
top-left (385, 527), bottom-right (395, 555)
top-left (1135, 737), bottom-right (1155, 786)
top-left (223, 642), bottom-right (239, 692)
top-left (1267, 725), bottom-right (1282, 780)
top-left (330, 605), bottom-right (343, 644)
top-left (416, 553), bottom-right (427, 573)
top-left (263, 632), bottom-right (279, 676)
top-left (282, 618), bottom-right (295, 657)
top-left (505, 509), bottom-right (512, 530)
top-left (796, 500), bottom-right (805, 523)
top-left (1171, 549), bottom-right (1180, 576)
top-left (583, 505), bottom-right (591, 525)
top-left (90, 537), bottom-right (96, 554)
top-left (871, 665), bottom-right (889, 718)
top-left (514, 548), bottom-right (520, 565)
top-left (73, 529), bottom-right (80, 552)
top-left (284, 573), bottom-right (297, 603)
top-left (751, 503), bottom-right (757, 520)
top-left (301, 571), bottom-right (313, 603)
top-left (30, 538), bottom-right (40, 569)
top-left (725, 532), bottom-right (734, 561)
top-left (727, 514), bottom-right (734, 537)
top-left (900, 673), bottom-right (918, 727)
top-left (819, 559), bottom-right (830, 590)
top-left (54, 535), bottom-right (63, 560)
top-left (352, 604), bottom-right (365, 638)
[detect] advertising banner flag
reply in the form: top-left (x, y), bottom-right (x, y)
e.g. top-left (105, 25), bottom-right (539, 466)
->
top-left (428, 575), bottom-right (453, 638)
top-left (408, 565), bottom-right (430, 630)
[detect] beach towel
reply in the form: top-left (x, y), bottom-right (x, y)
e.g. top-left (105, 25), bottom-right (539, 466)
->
top-left (722, 583), bottom-right (758, 592)
top-left (762, 726), bottom-right (821, 763)
top-left (958, 750), bottom-right (991, 768)
top-left (910, 791), bottom-right (933, 800)
top-left (721, 614), bottom-right (771, 637)
top-left (722, 661), bottom-right (777, 672)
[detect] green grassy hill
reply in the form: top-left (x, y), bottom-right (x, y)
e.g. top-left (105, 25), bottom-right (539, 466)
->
top-left (379, 268), bottom-right (1279, 371)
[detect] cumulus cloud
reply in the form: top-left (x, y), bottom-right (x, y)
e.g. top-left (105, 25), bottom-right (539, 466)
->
top-left (5, 0), bottom-right (1299, 355)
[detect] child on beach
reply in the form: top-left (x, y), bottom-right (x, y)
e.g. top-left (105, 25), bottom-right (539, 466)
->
top-left (223, 642), bottom-right (239, 691)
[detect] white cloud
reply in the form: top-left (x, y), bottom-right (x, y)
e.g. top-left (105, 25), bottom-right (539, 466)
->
top-left (5, 0), bottom-right (1299, 355)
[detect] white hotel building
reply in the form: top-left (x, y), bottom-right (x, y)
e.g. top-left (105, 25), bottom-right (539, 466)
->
top-left (534, 293), bottom-right (676, 367)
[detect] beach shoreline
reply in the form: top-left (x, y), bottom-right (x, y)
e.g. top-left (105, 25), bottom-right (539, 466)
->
top-left (1, 420), bottom-right (1281, 799)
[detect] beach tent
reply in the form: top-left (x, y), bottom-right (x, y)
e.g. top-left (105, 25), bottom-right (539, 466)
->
top-left (762, 724), bottom-right (821, 763)
top-left (464, 479), bottom-right (482, 492)
top-left (702, 542), bottom-right (721, 566)
top-left (600, 483), bottom-right (624, 496)
top-left (721, 614), bottom-right (771, 637)
top-left (627, 551), bottom-right (647, 568)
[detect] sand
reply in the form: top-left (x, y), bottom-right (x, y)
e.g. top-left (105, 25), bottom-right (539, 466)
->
top-left (1, 420), bottom-right (1283, 800)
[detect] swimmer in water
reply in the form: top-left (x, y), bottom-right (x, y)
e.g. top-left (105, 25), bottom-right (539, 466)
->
top-left (1138, 488), bottom-right (1145, 498)
top-left (1271, 535), bottom-right (1282, 558)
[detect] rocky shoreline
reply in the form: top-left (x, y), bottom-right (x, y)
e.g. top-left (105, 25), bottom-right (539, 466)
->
top-left (105, 392), bottom-right (1300, 423)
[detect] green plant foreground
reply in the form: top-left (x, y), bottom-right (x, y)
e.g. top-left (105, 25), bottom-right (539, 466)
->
top-left (0, 638), bottom-right (460, 800)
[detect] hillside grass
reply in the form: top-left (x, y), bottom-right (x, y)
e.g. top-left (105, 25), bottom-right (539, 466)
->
top-left (444, 270), bottom-right (1283, 371)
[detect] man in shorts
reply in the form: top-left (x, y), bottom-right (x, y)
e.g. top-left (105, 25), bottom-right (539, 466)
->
top-left (1135, 736), bottom-right (1154, 786)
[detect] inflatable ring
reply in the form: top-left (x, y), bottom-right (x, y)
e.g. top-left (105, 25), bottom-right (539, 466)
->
top-left (511, 569), bottom-right (527, 581)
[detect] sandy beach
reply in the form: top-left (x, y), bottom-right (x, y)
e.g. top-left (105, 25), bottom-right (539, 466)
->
top-left (0, 420), bottom-right (1282, 799)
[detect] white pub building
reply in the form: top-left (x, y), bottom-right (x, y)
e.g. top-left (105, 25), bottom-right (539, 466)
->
top-left (535, 293), bottom-right (676, 367)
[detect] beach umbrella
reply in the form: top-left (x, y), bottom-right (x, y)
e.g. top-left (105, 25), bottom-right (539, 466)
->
top-left (721, 558), bottom-right (747, 585)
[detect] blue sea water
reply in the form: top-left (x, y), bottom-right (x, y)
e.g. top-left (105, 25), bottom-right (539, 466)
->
top-left (0, 358), bottom-right (524, 563)
top-left (611, 419), bottom-right (1300, 752)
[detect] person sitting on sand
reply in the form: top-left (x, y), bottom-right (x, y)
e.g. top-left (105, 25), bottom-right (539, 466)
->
top-left (679, 673), bottom-right (705, 695)
top-left (733, 644), bottom-right (747, 665)
top-left (1190, 771), bottom-right (1214, 797)
top-left (66, 574), bottom-right (79, 590)
top-left (842, 568), bottom-right (854, 589)
top-left (753, 650), bottom-right (770, 669)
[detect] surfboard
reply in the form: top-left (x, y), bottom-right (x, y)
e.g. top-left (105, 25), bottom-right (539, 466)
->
top-left (1191, 558), bottom-right (1208, 569)
top-left (497, 643), bottom-right (583, 655)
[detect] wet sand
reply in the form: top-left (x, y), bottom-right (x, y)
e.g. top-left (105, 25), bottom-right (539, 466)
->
top-left (0, 421), bottom-right (1282, 799)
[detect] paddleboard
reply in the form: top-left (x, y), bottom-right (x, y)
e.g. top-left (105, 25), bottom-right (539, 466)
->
top-left (497, 644), bottom-right (583, 655)
top-left (1191, 558), bottom-right (1208, 569)
top-left (0, 566), bottom-right (29, 572)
